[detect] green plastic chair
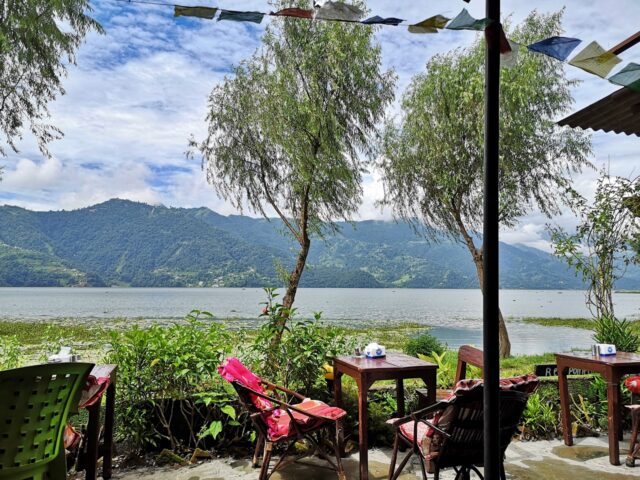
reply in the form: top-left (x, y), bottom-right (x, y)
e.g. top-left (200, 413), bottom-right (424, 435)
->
top-left (0, 362), bottom-right (94, 480)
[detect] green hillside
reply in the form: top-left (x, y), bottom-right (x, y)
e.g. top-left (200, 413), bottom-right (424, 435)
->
top-left (0, 199), bottom-right (638, 289)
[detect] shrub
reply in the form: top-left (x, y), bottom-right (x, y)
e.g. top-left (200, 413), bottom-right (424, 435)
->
top-left (404, 332), bottom-right (445, 359)
top-left (104, 310), bottom-right (241, 452)
top-left (0, 335), bottom-right (21, 370)
top-left (249, 289), bottom-right (354, 397)
top-left (521, 391), bottom-right (558, 439)
top-left (593, 315), bottom-right (640, 352)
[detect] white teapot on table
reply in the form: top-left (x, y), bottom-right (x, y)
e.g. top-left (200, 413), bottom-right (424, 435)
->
top-left (364, 342), bottom-right (386, 358)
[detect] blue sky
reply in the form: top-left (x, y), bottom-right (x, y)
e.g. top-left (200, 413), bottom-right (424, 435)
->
top-left (1, 0), bottom-right (640, 251)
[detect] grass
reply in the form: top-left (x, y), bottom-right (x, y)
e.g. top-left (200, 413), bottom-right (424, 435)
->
top-left (335, 322), bottom-right (426, 351)
top-left (521, 317), bottom-right (593, 330)
top-left (0, 317), bottom-right (584, 377)
top-left (500, 352), bottom-right (556, 377)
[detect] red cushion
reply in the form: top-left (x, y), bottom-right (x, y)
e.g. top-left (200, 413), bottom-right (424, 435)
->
top-left (626, 376), bottom-right (640, 394)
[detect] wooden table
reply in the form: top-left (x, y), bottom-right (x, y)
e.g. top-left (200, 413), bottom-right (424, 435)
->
top-left (83, 364), bottom-right (117, 480)
top-left (333, 353), bottom-right (438, 480)
top-left (557, 352), bottom-right (640, 465)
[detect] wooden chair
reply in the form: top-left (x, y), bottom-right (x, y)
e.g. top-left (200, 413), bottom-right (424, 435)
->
top-left (417, 345), bottom-right (484, 408)
top-left (454, 345), bottom-right (484, 385)
top-left (219, 358), bottom-right (346, 480)
top-left (388, 376), bottom-right (538, 480)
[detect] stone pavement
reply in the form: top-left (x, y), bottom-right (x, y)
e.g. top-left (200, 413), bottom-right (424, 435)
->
top-left (112, 435), bottom-right (640, 479)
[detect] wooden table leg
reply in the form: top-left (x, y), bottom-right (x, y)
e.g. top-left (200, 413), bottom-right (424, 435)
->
top-left (357, 375), bottom-right (371, 480)
top-left (557, 359), bottom-right (573, 447)
top-left (396, 378), bottom-right (405, 417)
top-left (85, 404), bottom-right (100, 480)
top-left (103, 379), bottom-right (116, 479)
top-left (606, 369), bottom-right (621, 465)
top-left (421, 370), bottom-right (437, 406)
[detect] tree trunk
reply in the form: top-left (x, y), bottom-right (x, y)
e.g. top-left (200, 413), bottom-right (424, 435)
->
top-left (271, 233), bottom-right (311, 346)
top-left (473, 254), bottom-right (512, 358)
top-left (282, 236), bottom-right (311, 311)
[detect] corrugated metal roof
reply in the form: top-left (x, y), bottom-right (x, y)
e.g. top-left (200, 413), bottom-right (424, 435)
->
top-left (557, 87), bottom-right (640, 137)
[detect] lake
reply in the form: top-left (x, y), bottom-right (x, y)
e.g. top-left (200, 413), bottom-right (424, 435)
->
top-left (1, 288), bottom-right (639, 355)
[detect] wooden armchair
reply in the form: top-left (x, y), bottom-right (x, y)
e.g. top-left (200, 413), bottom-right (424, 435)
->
top-left (388, 375), bottom-right (539, 480)
top-left (219, 358), bottom-right (346, 480)
top-left (417, 345), bottom-right (484, 408)
top-left (454, 345), bottom-right (484, 384)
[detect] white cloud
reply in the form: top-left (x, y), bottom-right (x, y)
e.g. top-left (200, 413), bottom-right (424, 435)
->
top-left (0, 0), bottom-right (639, 249)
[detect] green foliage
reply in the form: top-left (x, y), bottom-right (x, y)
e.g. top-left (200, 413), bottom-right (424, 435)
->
top-left (404, 332), bottom-right (445, 358)
top-left (249, 288), bottom-right (353, 396)
top-left (0, 0), bottom-right (103, 157)
top-left (195, 0), bottom-right (396, 326)
top-left (593, 315), bottom-right (640, 353)
top-left (550, 173), bottom-right (639, 322)
top-left (104, 310), bottom-right (240, 451)
top-left (379, 10), bottom-right (592, 357)
top-left (0, 335), bottom-right (22, 370)
top-left (522, 391), bottom-right (558, 439)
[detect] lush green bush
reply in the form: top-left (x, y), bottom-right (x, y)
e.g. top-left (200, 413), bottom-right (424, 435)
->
top-left (249, 288), bottom-right (354, 397)
top-left (522, 390), bottom-right (558, 439)
top-left (104, 310), bottom-right (242, 452)
top-left (404, 332), bottom-right (445, 359)
top-left (0, 335), bottom-right (21, 370)
top-left (593, 315), bottom-right (640, 352)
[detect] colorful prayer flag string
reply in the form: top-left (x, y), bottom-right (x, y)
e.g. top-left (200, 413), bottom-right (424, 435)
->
top-left (121, 0), bottom-right (640, 95)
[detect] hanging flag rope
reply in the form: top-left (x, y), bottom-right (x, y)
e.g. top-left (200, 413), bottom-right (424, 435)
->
top-left (113, 0), bottom-right (640, 95)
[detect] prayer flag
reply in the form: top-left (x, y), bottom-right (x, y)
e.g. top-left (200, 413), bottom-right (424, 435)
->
top-left (501, 40), bottom-right (520, 69)
top-left (484, 22), bottom-right (511, 53)
top-left (568, 41), bottom-right (621, 78)
top-left (174, 5), bottom-right (217, 20)
top-left (271, 8), bottom-right (314, 19)
top-left (408, 15), bottom-right (450, 34)
top-left (446, 9), bottom-right (491, 31)
top-left (527, 36), bottom-right (581, 61)
top-left (608, 63), bottom-right (640, 92)
top-left (361, 15), bottom-right (403, 26)
top-left (218, 10), bottom-right (265, 24)
top-left (315, 1), bottom-right (364, 22)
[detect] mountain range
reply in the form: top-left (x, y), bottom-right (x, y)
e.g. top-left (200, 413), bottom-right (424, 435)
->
top-left (0, 199), bottom-right (638, 289)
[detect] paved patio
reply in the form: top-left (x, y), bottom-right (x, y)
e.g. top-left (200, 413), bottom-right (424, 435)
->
top-left (112, 436), bottom-right (640, 479)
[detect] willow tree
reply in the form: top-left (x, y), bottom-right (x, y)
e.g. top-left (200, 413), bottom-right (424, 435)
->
top-left (0, 0), bottom-right (102, 157)
top-left (379, 10), bottom-right (591, 357)
top-left (197, 0), bottom-right (395, 340)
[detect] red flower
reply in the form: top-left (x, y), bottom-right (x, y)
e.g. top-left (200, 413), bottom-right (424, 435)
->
top-left (261, 307), bottom-right (269, 315)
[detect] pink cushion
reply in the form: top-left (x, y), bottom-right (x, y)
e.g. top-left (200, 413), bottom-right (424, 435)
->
top-left (399, 421), bottom-right (430, 447)
top-left (266, 399), bottom-right (345, 440)
top-left (218, 357), bottom-right (272, 411)
top-left (219, 358), bottom-right (346, 441)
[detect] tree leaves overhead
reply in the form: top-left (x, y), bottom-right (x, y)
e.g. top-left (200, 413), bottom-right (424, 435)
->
top-left (197, 0), bottom-right (396, 239)
top-left (0, 0), bottom-right (103, 157)
top-left (379, 10), bottom-right (592, 241)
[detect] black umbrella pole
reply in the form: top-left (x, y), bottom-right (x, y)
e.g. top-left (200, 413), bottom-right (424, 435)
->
top-left (483, 0), bottom-right (501, 479)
